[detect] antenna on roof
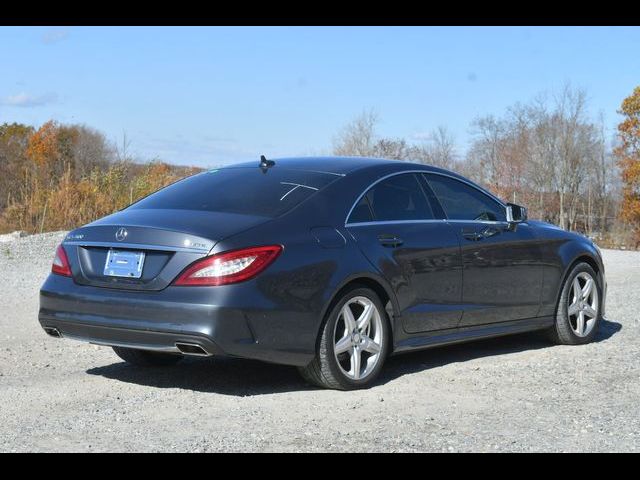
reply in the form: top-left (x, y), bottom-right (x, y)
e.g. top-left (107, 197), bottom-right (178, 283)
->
top-left (260, 155), bottom-right (275, 169)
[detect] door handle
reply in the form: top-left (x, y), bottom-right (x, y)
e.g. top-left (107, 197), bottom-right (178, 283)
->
top-left (480, 226), bottom-right (501, 238)
top-left (461, 228), bottom-right (483, 241)
top-left (377, 234), bottom-right (404, 248)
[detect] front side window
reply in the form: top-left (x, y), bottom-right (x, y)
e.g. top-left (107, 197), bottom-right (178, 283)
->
top-left (424, 174), bottom-right (506, 222)
top-left (348, 173), bottom-right (434, 223)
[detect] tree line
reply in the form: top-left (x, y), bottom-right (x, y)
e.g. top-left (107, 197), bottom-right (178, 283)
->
top-left (333, 85), bottom-right (640, 249)
top-left (1, 84), bottom-right (639, 248)
top-left (0, 121), bottom-right (200, 234)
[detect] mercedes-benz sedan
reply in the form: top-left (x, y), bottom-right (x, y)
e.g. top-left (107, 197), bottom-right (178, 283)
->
top-left (39, 156), bottom-right (606, 389)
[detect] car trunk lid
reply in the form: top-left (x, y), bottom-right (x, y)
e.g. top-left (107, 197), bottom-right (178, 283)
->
top-left (62, 208), bottom-right (270, 291)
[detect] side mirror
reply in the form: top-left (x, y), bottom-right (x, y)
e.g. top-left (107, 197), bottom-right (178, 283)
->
top-left (506, 203), bottom-right (527, 223)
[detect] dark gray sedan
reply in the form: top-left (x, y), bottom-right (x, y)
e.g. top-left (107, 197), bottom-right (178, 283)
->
top-left (39, 156), bottom-right (606, 389)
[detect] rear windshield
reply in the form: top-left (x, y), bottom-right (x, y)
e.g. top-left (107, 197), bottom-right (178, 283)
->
top-left (128, 167), bottom-right (339, 217)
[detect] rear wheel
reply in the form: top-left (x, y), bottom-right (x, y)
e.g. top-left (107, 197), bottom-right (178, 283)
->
top-left (547, 262), bottom-right (602, 345)
top-left (298, 286), bottom-right (390, 390)
top-left (112, 346), bottom-right (183, 366)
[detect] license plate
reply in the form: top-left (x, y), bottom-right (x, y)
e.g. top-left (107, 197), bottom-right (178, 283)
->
top-left (104, 249), bottom-right (145, 278)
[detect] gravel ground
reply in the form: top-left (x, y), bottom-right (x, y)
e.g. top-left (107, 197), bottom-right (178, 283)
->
top-left (0, 231), bottom-right (638, 452)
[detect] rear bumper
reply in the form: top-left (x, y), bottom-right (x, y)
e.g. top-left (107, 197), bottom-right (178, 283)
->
top-left (39, 274), bottom-right (317, 367)
top-left (40, 319), bottom-right (224, 356)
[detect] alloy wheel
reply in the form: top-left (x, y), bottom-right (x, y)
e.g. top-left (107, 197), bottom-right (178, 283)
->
top-left (568, 272), bottom-right (599, 337)
top-left (333, 296), bottom-right (384, 381)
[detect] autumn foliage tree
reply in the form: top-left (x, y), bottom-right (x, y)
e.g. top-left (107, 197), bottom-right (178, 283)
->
top-left (0, 120), bottom-right (201, 234)
top-left (26, 120), bottom-right (60, 168)
top-left (0, 122), bottom-right (34, 210)
top-left (616, 86), bottom-right (640, 246)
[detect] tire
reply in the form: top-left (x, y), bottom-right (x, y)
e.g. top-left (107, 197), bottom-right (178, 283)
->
top-left (298, 286), bottom-right (390, 390)
top-left (112, 346), bottom-right (183, 367)
top-left (547, 262), bottom-right (602, 345)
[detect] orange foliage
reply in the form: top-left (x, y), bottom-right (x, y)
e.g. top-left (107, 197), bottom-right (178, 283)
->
top-left (26, 120), bottom-right (59, 167)
top-left (616, 86), bottom-right (640, 245)
top-left (0, 120), bottom-right (202, 234)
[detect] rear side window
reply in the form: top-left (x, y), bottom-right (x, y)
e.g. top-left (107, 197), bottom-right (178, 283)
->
top-left (348, 173), bottom-right (434, 223)
top-left (129, 168), bottom-right (337, 218)
top-left (348, 196), bottom-right (374, 223)
top-left (424, 174), bottom-right (506, 222)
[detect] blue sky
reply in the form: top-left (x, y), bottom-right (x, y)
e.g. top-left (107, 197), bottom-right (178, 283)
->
top-left (1, 26), bottom-right (639, 168)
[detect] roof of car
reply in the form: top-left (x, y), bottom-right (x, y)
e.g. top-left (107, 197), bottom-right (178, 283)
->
top-left (225, 156), bottom-right (434, 176)
top-left (214, 156), bottom-right (505, 207)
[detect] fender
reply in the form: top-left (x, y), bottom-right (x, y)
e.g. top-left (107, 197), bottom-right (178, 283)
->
top-left (554, 238), bottom-right (605, 315)
top-left (319, 270), bottom-right (401, 339)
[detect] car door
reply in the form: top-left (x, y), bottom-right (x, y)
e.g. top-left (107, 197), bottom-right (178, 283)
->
top-left (346, 172), bottom-right (463, 333)
top-left (424, 173), bottom-right (543, 327)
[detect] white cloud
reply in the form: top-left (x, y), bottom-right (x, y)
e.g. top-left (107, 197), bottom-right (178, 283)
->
top-left (410, 132), bottom-right (432, 141)
top-left (42, 29), bottom-right (69, 45)
top-left (0, 92), bottom-right (58, 107)
top-left (136, 135), bottom-right (256, 168)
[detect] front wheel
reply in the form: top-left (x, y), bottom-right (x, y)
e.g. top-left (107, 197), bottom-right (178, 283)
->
top-left (298, 286), bottom-right (390, 390)
top-left (547, 262), bottom-right (602, 345)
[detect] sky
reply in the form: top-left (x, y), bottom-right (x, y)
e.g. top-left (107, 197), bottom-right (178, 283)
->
top-left (1, 26), bottom-right (639, 168)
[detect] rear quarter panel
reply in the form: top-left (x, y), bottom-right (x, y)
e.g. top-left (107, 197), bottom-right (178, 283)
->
top-left (212, 208), bottom-right (392, 359)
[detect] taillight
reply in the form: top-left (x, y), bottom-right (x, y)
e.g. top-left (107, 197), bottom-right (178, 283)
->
top-left (51, 244), bottom-right (72, 277)
top-left (173, 245), bottom-right (282, 286)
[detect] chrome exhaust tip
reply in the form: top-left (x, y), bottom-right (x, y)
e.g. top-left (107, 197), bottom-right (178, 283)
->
top-left (44, 327), bottom-right (62, 338)
top-left (175, 342), bottom-right (210, 356)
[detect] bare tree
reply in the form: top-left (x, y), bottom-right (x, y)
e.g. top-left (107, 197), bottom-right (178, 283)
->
top-left (525, 100), bottom-right (557, 221)
top-left (334, 86), bottom-right (613, 238)
top-left (333, 111), bottom-right (413, 162)
top-left (549, 85), bottom-right (598, 230)
top-left (467, 115), bottom-right (507, 191)
top-left (115, 131), bottom-right (133, 163)
top-left (588, 112), bottom-right (620, 236)
top-left (333, 110), bottom-right (378, 157)
top-left (372, 138), bottom-right (408, 160)
top-left (333, 114), bottom-right (458, 169)
top-left (425, 126), bottom-right (457, 169)
top-left (72, 125), bottom-right (114, 177)
top-left (464, 85), bottom-right (608, 232)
